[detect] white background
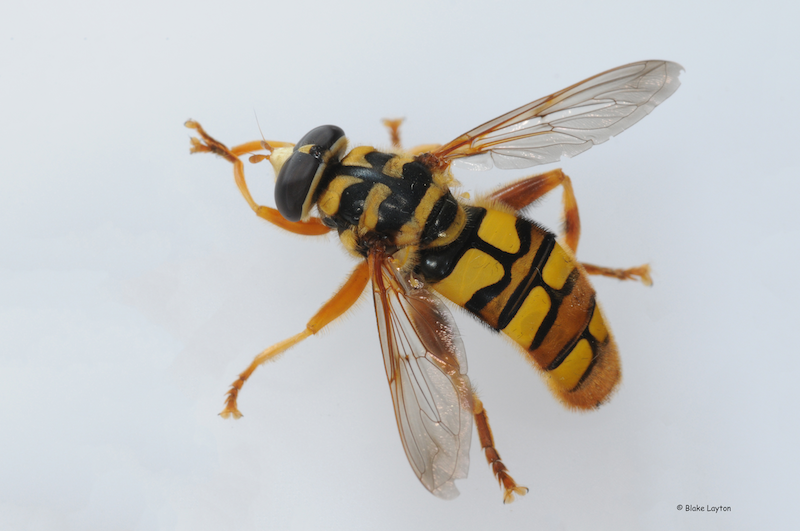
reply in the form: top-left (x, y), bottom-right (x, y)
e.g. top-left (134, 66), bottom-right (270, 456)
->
top-left (2, 1), bottom-right (798, 530)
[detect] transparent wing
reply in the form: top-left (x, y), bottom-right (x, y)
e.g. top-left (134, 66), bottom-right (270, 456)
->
top-left (370, 251), bottom-right (474, 499)
top-left (433, 60), bottom-right (683, 170)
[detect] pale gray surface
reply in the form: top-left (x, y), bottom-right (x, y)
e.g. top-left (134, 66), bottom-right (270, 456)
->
top-left (2, 1), bottom-right (797, 530)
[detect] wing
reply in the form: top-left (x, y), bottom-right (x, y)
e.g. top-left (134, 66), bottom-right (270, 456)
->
top-left (369, 250), bottom-right (474, 499)
top-left (432, 60), bottom-right (683, 170)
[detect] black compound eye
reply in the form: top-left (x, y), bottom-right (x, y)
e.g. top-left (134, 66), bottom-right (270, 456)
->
top-left (275, 125), bottom-right (346, 222)
top-left (298, 126), bottom-right (344, 158)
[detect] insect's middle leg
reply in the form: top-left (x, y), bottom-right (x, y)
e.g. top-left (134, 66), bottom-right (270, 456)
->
top-left (186, 120), bottom-right (331, 236)
top-left (487, 169), bottom-right (651, 285)
top-left (221, 261), bottom-right (370, 419)
top-left (381, 118), bottom-right (441, 155)
top-left (382, 119), bottom-right (404, 149)
top-left (473, 394), bottom-right (528, 504)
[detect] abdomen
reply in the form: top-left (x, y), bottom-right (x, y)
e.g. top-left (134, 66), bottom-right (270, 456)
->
top-left (417, 206), bottom-right (620, 409)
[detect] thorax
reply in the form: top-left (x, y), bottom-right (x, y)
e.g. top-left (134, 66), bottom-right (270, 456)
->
top-left (315, 146), bottom-right (466, 261)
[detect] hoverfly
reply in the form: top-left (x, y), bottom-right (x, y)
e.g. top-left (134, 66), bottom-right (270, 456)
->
top-left (186, 60), bottom-right (682, 503)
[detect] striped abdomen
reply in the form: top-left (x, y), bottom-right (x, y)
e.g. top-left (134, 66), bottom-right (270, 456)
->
top-left (418, 206), bottom-right (620, 409)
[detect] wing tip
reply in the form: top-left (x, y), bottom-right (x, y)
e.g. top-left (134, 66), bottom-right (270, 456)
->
top-left (431, 481), bottom-right (462, 500)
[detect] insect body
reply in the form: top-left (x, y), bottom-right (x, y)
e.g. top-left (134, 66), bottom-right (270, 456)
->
top-left (187, 60), bottom-right (682, 502)
top-left (318, 145), bottom-right (619, 409)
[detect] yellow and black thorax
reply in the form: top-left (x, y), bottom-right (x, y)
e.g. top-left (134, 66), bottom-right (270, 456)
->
top-left (270, 125), bottom-right (465, 257)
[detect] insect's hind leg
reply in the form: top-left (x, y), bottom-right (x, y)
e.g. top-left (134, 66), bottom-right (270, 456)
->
top-left (580, 262), bottom-right (652, 285)
top-left (487, 169), bottom-right (651, 285)
top-left (186, 120), bottom-right (331, 236)
top-left (486, 169), bottom-right (581, 252)
top-left (221, 261), bottom-right (370, 418)
top-left (473, 394), bottom-right (528, 503)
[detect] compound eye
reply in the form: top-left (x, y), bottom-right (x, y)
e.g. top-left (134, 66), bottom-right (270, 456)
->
top-left (274, 125), bottom-right (346, 222)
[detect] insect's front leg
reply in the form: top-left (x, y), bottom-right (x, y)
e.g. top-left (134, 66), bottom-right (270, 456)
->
top-left (221, 261), bottom-right (370, 419)
top-left (186, 120), bottom-right (331, 236)
top-left (487, 169), bottom-right (652, 285)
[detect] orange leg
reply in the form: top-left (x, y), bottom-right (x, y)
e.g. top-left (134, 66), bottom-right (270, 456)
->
top-left (382, 118), bottom-right (441, 156)
top-left (488, 169), bottom-right (651, 285)
top-left (186, 120), bottom-right (331, 236)
top-left (581, 262), bottom-right (652, 286)
top-left (382, 118), bottom-right (404, 149)
top-left (473, 394), bottom-right (528, 503)
top-left (221, 261), bottom-right (370, 419)
top-left (487, 169), bottom-right (580, 252)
